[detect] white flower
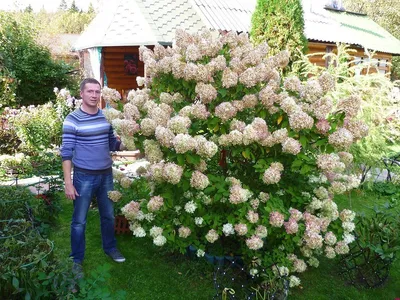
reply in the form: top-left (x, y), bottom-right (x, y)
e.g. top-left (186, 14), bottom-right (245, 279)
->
top-left (197, 249), bottom-right (205, 257)
top-left (153, 235), bottom-right (167, 246)
top-left (184, 201), bottom-right (197, 214)
top-left (222, 223), bottom-right (235, 236)
top-left (133, 227), bottom-right (146, 237)
top-left (195, 217), bottom-right (204, 226)
top-left (289, 275), bottom-right (301, 288)
top-left (149, 226), bottom-right (163, 238)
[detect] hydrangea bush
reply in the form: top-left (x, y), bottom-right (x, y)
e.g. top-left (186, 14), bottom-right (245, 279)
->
top-left (110, 30), bottom-right (369, 287)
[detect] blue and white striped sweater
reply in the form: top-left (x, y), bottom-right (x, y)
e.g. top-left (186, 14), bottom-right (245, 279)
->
top-left (60, 108), bottom-right (120, 171)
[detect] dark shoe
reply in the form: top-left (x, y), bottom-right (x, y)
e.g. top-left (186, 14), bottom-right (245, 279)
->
top-left (72, 262), bottom-right (84, 280)
top-left (107, 249), bottom-right (126, 263)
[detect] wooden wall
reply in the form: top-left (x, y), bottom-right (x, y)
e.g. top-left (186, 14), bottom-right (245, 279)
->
top-left (307, 41), bottom-right (392, 74)
top-left (102, 46), bottom-right (145, 100)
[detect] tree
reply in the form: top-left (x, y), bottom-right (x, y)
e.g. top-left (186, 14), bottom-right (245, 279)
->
top-left (69, 0), bottom-right (79, 13)
top-left (87, 2), bottom-right (95, 14)
top-left (58, 0), bottom-right (67, 11)
top-left (250, 0), bottom-right (308, 71)
top-left (343, 0), bottom-right (400, 79)
top-left (0, 12), bottom-right (75, 107)
top-left (24, 4), bottom-right (33, 13)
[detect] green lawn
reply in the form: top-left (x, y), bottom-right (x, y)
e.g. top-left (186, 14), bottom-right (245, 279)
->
top-left (50, 198), bottom-right (215, 299)
top-left (50, 189), bottom-right (400, 300)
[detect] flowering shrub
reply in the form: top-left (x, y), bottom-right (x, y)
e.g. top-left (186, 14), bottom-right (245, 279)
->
top-left (102, 86), bottom-right (122, 109)
top-left (112, 30), bottom-right (368, 286)
top-left (293, 44), bottom-right (400, 181)
top-left (8, 103), bottom-right (62, 153)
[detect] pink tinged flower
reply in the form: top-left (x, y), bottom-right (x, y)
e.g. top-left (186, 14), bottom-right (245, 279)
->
top-left (167, 115), bottom-right (191, 134)
top-left (242, 125), bottom-right (259, 145)
top-left (335, 241), bottom-right (350, 255)
top-left (312, 96), bottom-right (333, 119)
top-left (255, 225), bottom-right (268, 238)
top-left (328, 128), bottom-right (354, 149)
top-left (289, 111), bottom-right (314, 131)
top-left (121, 201), bottom-right (141, 220)
top-left (344, 119), bottom-right (369, 140)
top-left (230, 119), bottom-right (246, 132)
top-left (325, 246), bottom-right (336, 259)
top-left (269, 211), bottom-right (285, 227)
top-left (337, 95), bottom-right (361, 118)
top-left (173, 133), bottom-right (197, 154)
top-left (155, 126), bottom-right (175, 148)
top-left (246, 235), bottom-right (264, 250)
top-left (242, 94), bottom-right (258, 109)
top-left (234, 223), bottom-right (248, 236)
top-left (239, 67), bottom-right (258, 88)
top-left (271, 128), bottom-right (288, 143)
top-left (289, 208), bottom-right (303, 221)
top-left (338, 152), bottom-right (354, 166)
top-left (185, 44), bottom-right (202, 61)
top-left (259, 86), bottom-right (279, 108)
top-left (292, 258), bottom-right (307, 273)
top-left (162, 162), bottom-right (183, 184)
top-left (205, 229), bottom-right (219, 243)
top-left (148, 162), bottom-right (164, 182)
top-left (315, 119), bottom-right (331, 135)
top-left (190, 171), bottom-right (210, 190)
top-left (251, 117), bottom-right (269, 140)
top-left (318, 71), bottom-right (336, 93)
top-left (284, 76), bottom-right (301, 93)
top-left (229, 184), bottom-right (252, 204)
top-left (262, 162), bottom-right (284, 185)
top-left (191, 103), bottom-right (210, 120)
top-left (196, 137), bottom-right (218, 159)
top-left (147, 195), bottom-right (164, 212)
top-left (339, 209), bottom-right (356, 222)
top-left (324, 231), bottom-right (337, 246)
top-left (195, 82), bottom-right (217, 104)
top-left (178, 226), bottom-right (192, 238)
top-left (123, 103), bottom-right (141, 121)
top-left (259, 192), bottom-right (270, 203)
top-left (282, 137), bottom-right (301, 155)
top-left (214, 102), bottom-right (238, 122)
top-left (222, 68), bottom-right (238, 88)
top-left (143, 140), bottom-right (163, 163)
top-left (140, 118), bottom-right (157, 136)
top-left (284, 218), bottom-right (299, 234)
top-left (184, 62), bottom-right (198, 81)
top-left (328, 181), bottom-right (347, 195)
top-left (304, 231), bottom-right (323, 249)
top-left (246, 210), bottom-right (259, 224)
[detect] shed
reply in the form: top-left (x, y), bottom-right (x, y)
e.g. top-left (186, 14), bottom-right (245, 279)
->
top-left (74, 0), bottom-right (400, 99)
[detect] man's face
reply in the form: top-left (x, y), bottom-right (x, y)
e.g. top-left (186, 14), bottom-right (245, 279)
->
top-left (80, 83), bottom-right (101, 108)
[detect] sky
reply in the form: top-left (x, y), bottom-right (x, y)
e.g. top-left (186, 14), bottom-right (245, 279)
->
top-left (0, 0), bottom-right (101, 12)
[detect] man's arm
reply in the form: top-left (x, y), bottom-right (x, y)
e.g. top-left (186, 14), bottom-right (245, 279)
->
top-left (62, 160), bottom-right (79, 200)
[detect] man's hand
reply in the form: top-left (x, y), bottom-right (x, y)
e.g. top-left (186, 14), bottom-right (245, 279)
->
top-left (65, 182), bottom-right (79, 200)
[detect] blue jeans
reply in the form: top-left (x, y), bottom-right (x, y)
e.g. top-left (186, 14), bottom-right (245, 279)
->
top-left (70, 170), bottom-right (116, 263)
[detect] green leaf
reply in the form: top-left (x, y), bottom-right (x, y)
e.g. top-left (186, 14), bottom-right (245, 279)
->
top-left (299, 135), bottom-right (307, 148)
top-left (12, 277), bottom-right (19, 289)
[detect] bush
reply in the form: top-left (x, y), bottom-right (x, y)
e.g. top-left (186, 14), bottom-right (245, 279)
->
top-left (107, 29), bottom-right (369, 290)
top-left (0, 12), bottom-right (76, 107)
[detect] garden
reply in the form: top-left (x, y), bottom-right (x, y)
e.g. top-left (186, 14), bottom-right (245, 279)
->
top-left (1, 26), bottom-right (400, 299)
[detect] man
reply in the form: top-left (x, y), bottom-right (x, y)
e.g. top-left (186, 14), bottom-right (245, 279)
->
top-left (61, 78), bottom-right (125, 276)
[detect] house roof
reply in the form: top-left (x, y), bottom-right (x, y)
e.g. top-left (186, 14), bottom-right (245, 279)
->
top-left (74, 0), bottom-right (400, 55)
top-left (303, 0), bottom-right (400, 55)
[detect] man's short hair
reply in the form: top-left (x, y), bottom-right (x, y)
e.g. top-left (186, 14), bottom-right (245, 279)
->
top-left (80, 78), bottom-right (101, 92)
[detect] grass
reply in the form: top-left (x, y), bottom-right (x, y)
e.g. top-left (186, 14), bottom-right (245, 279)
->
top-left (49, 198), bottom-right (216, 299)
top-left (49, 187), bottom-right (400, 300)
